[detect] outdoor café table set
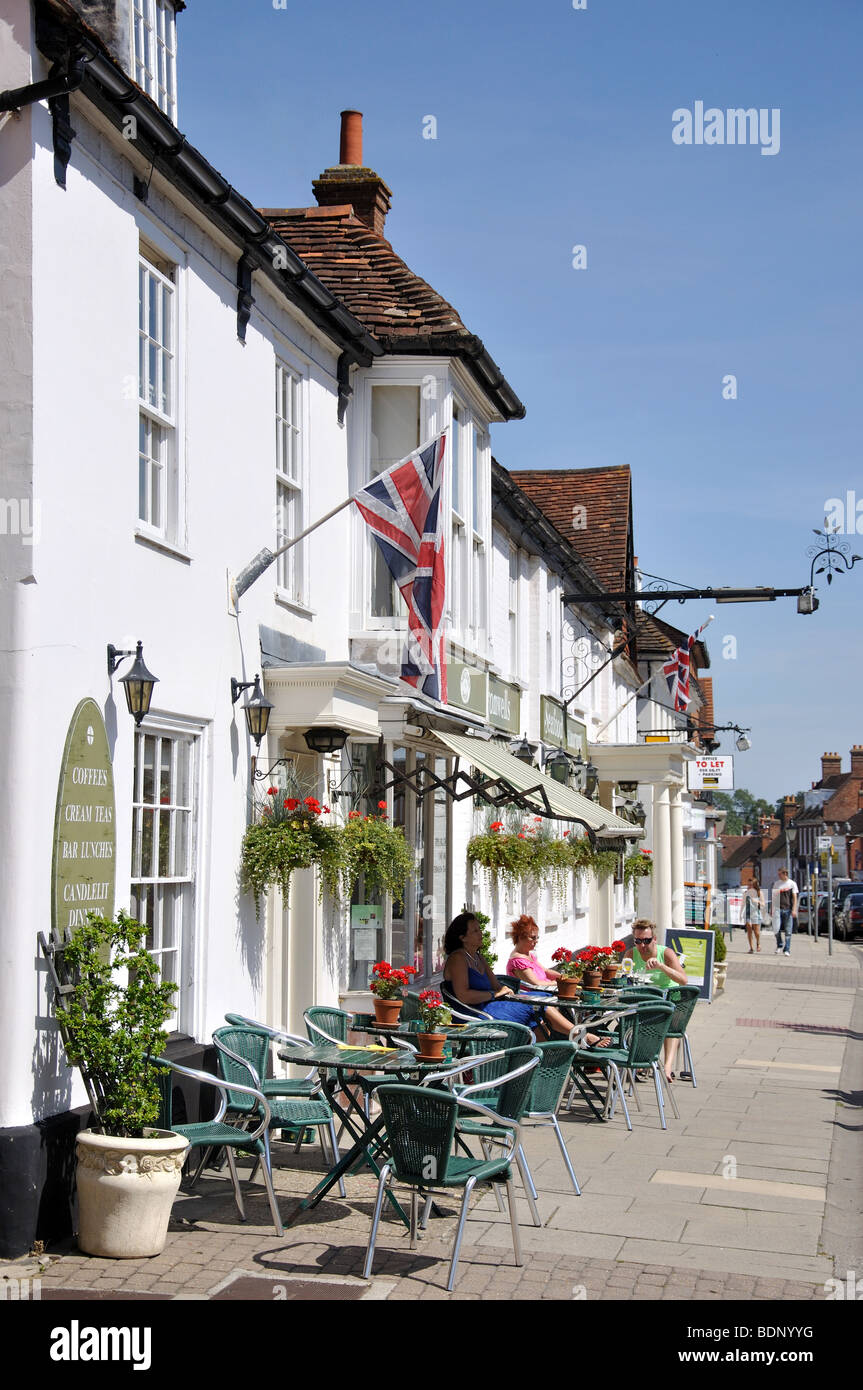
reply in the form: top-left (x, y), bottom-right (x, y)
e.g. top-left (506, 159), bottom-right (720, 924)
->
top-left (276, 1018), bottom-right (508, 1224)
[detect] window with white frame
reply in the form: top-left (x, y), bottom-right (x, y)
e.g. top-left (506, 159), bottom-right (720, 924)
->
top-left (450, 403), bottom-right (468, 633)
top-left (470, 427), bottom-right (488, 646)
top-left (130, 726), bottom-right (198, 1032)
top-left (508, 544), bottom-right (521, 678)
top-left (275, 361), bottom-right (306, 604)
top-left (138, 245), bottom-right (178, 541)
top-left (369, 384), bottom-right (418, 619)
top-left (133, 0), bottom-right (178, 124)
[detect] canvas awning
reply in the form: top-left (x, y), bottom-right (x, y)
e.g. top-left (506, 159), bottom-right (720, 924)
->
top-left (428, 729), bottom-right (641, 839)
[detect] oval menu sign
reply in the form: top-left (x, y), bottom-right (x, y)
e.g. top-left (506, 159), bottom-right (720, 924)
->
top-left (52, 699), bottom-right (116, 931)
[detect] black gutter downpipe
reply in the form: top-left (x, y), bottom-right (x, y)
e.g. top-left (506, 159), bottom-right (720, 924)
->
top-left (0, 53), bottom-right (88, 113)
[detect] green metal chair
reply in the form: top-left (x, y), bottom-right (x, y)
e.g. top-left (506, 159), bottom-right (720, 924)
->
top-left (213, 1027), bottom-right (346, 1198)
top-left (224, 1013), bottom-right (320, 1099)
top-left (520, 1040), bottom-right (582, 1196)
top-left (664, 986), bottom-right (700, 1087)
top-left (303, 1005), bottom-right (403, 1119)
top-left (568, 1002), bottom-right (678, 1130)
top-left (363, 1083), bottom-right (525, 1291)
top-left (453, 1044), bottom-right (542, 1225)
top-left (401, 991), bottom-right (422, 1022)
top-left (154, 1055), bottom-right (284, 1236)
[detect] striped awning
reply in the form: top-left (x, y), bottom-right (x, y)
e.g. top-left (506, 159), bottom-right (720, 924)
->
top-left (430, 729), bottom-right (641, 838)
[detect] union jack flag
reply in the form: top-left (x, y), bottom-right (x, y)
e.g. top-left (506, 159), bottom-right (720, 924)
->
top-left (354, 433), bottom-right (448, 704)
top-left (662, 620), bottom-right (710, 712)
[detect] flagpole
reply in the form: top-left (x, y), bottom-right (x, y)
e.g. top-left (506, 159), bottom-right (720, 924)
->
top-left (230, 429), bottom-right (448, 606)
top-left (592, 615), bottom-right (714, 742)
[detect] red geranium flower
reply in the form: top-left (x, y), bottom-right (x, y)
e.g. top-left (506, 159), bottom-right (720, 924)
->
top-left (490, 821), bottom-right (504, 831)
top-left (378, 800), bottom-right (387, 810)
top-left (322, 805), bottom-right (331, 814)
top-left (267, 787), bottom-right (278, 796)
top-left (348, 810), bottom-right (360, 819)
top-left (285, 797), bottom-right (300, 810)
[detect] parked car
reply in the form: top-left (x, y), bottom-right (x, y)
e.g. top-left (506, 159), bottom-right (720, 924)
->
top-left (797, 890), bottom-right (829, 934)
top-left (832, 881), bottom-right (862, 915)
top-left (835, 892), bottom-right (863, 942)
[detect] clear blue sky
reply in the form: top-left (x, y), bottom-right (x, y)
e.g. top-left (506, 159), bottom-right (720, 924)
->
top-left (179, 0), bottom-right (863, 803)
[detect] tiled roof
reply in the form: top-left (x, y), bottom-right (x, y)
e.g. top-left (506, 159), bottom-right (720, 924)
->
top-left (259, 205), bottom-right (524, 419)
top-left (507, 467), bottom-right (632, 593)
top-left (822, 774), bottom-right (863, 823)
top-left (722, 838), bottom-right (763, 869)
top-left (636, 611), bottom-right (710, 670)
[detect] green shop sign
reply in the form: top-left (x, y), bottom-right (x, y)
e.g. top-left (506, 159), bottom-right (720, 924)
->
top-left (566, 716), bottom-right (587, 758)
top-left (52, 698), bottom-right (116, 931)
top-left (540, 696), bottom-right (566, 748)
top-left (488, 676), bottom-right (520, 736)
top-left (448, 662), bottom-right (488, 718)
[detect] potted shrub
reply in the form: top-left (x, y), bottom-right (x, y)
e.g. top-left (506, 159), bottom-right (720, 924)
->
top-left (415, 989), bottom-right (452, 1060)
top-left (369, 960), bottom-right (416, 1024)
top-left (57, 910), bottom-right (188, 1259)
top-left (336, 804), bottom-right (413, 909)
top-left (550, 947), bottom-right (584, 999)
top-left (240, 789), bottom-right (341, 917)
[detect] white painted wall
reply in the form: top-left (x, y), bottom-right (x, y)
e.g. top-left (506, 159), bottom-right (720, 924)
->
top-left (2, 93), bottom-right (358, 1129)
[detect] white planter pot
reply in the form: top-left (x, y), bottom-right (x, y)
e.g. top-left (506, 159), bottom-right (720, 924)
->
top-left (713, 963), bottom-right (728, 994)
top-left (76, 1128), bottom-right (190, 1258)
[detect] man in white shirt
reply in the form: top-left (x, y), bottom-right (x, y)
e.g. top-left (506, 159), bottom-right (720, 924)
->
top-left (772, 867), bottom-right (799, 956)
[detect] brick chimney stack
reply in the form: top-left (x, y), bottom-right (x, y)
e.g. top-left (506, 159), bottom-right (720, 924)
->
top-left (781, 795), bottom-right (798, 825)
top-left (313, 111), bottom-right (393, 236)
top-left (821, 752), bottom-right (842, 782)
top-left (760, 817), bottom-right (779, 853)
top-left (850, 746), bottom-right (863, 778)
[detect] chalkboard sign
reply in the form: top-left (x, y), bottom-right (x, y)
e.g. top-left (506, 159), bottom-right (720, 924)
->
top-left (665, 927), bottom-right (715, 1002)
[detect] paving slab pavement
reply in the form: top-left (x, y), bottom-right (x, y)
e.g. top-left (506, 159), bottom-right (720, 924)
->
top-left (12, 930), bottom-right (860, 1304)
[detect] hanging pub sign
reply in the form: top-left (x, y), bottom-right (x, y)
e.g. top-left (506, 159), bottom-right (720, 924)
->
top-left (488, 675), bottom-right (520, 736)
top-left (52, 699), bottom-right (116, 931)
top-left (688, 756), bottom-right (734, 790)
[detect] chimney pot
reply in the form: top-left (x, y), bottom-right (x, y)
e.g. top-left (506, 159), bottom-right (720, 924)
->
top-left (339, 110), bottom-right (363, 167)
top-left (850, 745), bottom-right (863, 777)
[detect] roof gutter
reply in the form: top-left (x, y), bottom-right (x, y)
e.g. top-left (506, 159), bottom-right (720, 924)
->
top-left (32, 0), bottom-right (380, 369)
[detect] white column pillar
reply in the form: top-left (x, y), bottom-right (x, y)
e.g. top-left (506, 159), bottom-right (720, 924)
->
top-left (653, 782), bottom-right (672, 932)
top-left (669, 782), bottom-right (685, 931)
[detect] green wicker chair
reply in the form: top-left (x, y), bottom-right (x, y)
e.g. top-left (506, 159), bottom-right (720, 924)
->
top-left (568, 1002), bottom-right (678, 1130)
top-left (402, 991), bottom-right (422, 1022)
top-left (453, 1044), bottom-right (542, 1226)
top-left (154, 1055), bottom-right (284, 1235)
top-left (213, 1027), bottom-right (346, 1199)
top-left (363, 1083), bottom-right (525, 1291)
top-left (224, 1013), bottom-right (320, 1099)
top-left (664, 986), bottom-right (700, 1086)
top-left (520, 1040), bottom-right (582, 1195)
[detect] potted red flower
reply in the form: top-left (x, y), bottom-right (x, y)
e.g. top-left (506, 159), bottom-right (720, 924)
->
top-left (550, 947), bottom-right (583, 999)
top-left (605, 940), bottom-right (627, 981)
top-left (579, 946), bottom-right (603, 990)
top-left (369, 960), bottom-right (416, 1025)
top-left (415, 989), bottom-right (452, 1060)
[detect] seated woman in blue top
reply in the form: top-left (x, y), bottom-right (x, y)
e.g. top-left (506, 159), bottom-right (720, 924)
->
top-left (442, 912), bottom-right (576, 1041)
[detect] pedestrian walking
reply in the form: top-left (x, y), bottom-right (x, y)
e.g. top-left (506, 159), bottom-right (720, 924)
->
top-left (771, 867), bottom-right (799, 955)
top-left (743, 881), bottom-right (765, 953)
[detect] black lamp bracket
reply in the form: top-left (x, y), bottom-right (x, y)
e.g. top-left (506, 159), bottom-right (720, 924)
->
top-left (107, 642), bottom-right (137, 677)
top-left (231, 676), bottom-right (257, 705)
top-left (252, 756), bottom-right (296, 784)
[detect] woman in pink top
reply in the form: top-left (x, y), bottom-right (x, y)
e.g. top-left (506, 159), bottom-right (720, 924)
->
top-left (507, 915), bottom-right (606, 1045)
top-left (507, 915), bottom-right (563, 989)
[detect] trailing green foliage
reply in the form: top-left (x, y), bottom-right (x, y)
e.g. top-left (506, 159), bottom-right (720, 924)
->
top-left (713, 927), bottom-right (727, 963)
top-left (57, 911), bottom-right (177, 1139)
top-left (338, 810), bottom-right (413, 911)
top-left (240, 786), bottom-right (412, 916)
top-left (622, 849), bottom-right (654, 887)
top-left (471, 908), bottom-right (497, 969)
top-left (467, 811), bottom-right (631, 894)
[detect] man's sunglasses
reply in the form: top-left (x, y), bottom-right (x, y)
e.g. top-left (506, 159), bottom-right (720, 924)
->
top-left (633, 935), bottom-right (653, 944)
